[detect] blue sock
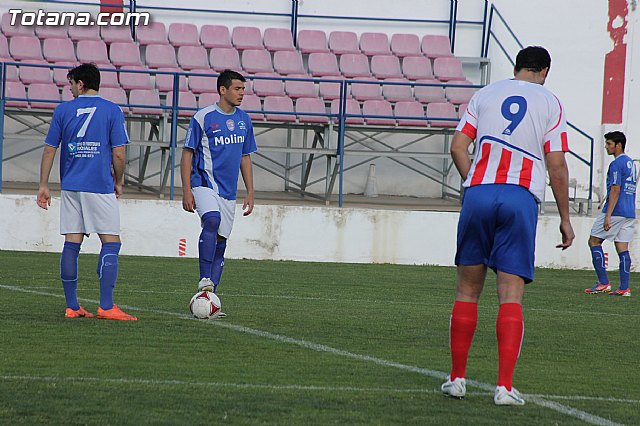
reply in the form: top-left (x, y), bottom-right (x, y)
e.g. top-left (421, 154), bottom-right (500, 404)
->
top-left (590, 245), bottom-right (609, 284)
top-left (97, 242), bottom-right (121, 310)
top-left (212, 239), bottom-right (227, 293)
top-left (618, 251), bottom-right (631, 290)
top-left (60, 241), bottom-right (81, 310)
top-left (198, 211), bottom-right (221, 279)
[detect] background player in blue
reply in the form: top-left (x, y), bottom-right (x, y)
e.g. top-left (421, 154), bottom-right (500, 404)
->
top-left (37, 63), bottom-right (137, 320)
top-left (585, 131), bottom-right (637, 297)
top-left (180, 69), bottom-right (257, 317)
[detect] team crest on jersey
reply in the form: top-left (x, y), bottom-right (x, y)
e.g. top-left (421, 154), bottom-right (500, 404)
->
top-left (68, 143), bottom-right (76, 153)
top-left (226, 119), bottom-right (235, 131)
top-left (238, 120), bottom-right (246, 130)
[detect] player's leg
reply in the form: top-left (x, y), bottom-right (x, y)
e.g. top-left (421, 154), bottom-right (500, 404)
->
top-left (192, 187), bottom-right (222, 291)
top-left (211, 236), bottom-right (227, 293)
top-left (586, 214), bottom-right (611, 293)
top-left (210, 197), bottom-right (235, 293)
top-left (614, 240), bottom-right (631, 296)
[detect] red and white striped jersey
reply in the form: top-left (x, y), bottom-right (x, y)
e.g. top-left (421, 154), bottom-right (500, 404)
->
top-left (457, 78), bottom-right (569, 201)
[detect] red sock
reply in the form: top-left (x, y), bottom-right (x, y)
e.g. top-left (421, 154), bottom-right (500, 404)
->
top-left (449, 301), bottom-right (478, 380)
top-left (496, 303), bottom-right (524, 391)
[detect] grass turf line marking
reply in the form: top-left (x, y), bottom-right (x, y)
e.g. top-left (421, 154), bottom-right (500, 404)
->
top-left (0, 284), bottom-right (625, 426)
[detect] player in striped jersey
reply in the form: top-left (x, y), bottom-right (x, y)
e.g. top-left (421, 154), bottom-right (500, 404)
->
top-left (441, 47), bottom-right (575, 405)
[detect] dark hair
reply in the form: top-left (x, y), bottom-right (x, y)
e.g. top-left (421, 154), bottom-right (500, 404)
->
top-left (605, 131), bottom-right (627, 150)
top-left (514, 46), bottom-right (551, 73)
top-left (217, 69), bottom-right (245, 94)
top-left (67, 63), bottom-right (100, 91)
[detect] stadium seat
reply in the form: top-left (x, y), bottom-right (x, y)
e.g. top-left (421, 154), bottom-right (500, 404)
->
top-left (308, 52), bottom-right (340, 77)
top-left (263, 28), bottom-right (295, 52)
top-left (319, 77), bottom-right (347, 100)
top-left (100, 86), bottom-right (129, 112)
top-left (328, 31), bottom-right (359, 55)
top-left (297, 30), bottom-right (329, 54)
top-left (426, 101), bottom-right (458, 127)
top-left (177, 45), bottom-right (209, 70)
top-left (188, 69), bottom-right (217, 94)
top-left (263, 95), bottom-right (296, 122)
top-left (232, 26), bottom-right (263, 51)
top-left (129, 89), bottom-right (162, 115)
top-left (27, 82), bottom-right (60, 109)
top-left (402, 56), bottom-right (434, 80)
top-left (284, 74), bottom-right (318, 99)
top-left (414, 79), bottom-right (446, 103)
top-left (18, 60), bottom-right (52, 84)
top-left (52, 62), bottom-right (76, 86)
top-left (445, 79), bottom-right (475, 105)
top-left (351, 77), bottom-right (383, 101)
top-left (200, 25), bottom-right (232, 49)
top-left (273, 50), bottom-right (305, 75)
top-left (35, 25), bottom-right (68, 40)
top-left (421, 34), bottom-right (454, 59)
top-left (118, 66), bottom-right (153, 90)
top-left (296, 97), bottom-right (329, 123)
top-left (96, 64), bottom-right (120, 88)
top-left (43, 38), bottom-right (76, 62)
top-left (61, 87), bottom-right (74, 101)
top-left (382, 78), bottom-right (413, 102)
top-left (359, 32), bottom-right (391, 56)
top-left (101, 25), bottom-right (132, 44)
top-left (9, 36), bottom-right (43, 61)
top-left (241, 49), bottom-right (273, 74)
top-left (109, 41), bottom-right (143, 67)
top-left (168, 23), bottom-right (200, 47)
top-left (1, 13), bottom-right (34, 37)
top-left (330, 98), bottom-right (364, 124)
top-left (68, 25), bottom-right (100, 42)
top-left (0, 34), bottom-right (11, 59)
top-left (165, 90), bottom-right (198, 116)
top-left (339, 53), bottom-right (370, 78)
top-left (155, 67), bottom-right (187, 92)
top-left (198, 92), bottom-right (220, 109)
top-left (240, 94), bottom-right (264, 120)
top-left (371, 55), bottom-right (402, 79)
top-left (362, 99), bottom-right (395, 126)
top-left (394, 100), bottom-right (427, 126)
top-left (145, 44), bottom-right (178, 69)
top-left (137, 22), bottom-right (168, 45)
top-left (458, 102), bottom-right (468, 118)
top-left (252, 72), bottom-right (285, 97)
top-left (390, 33), bottom-right (421, 57)
top-left (209, 47), bottom-right (241, 72)
top-left (433, 57), bottom-right (465, 81)
top-left (76, 40), bottom-right (110, 65)
top-left (1, 60), bottom-right (20, 82)
top-left (3, 81), bottom-right (28, 107)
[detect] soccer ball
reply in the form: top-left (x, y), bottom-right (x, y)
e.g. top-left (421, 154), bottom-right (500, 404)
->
top-left (189, 291), bottom-right (222, 319)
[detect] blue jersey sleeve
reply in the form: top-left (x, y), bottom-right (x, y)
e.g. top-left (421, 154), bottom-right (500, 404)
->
top-left (184, 116), bottom-right (202, 150)
top-left (44, 105), bottom-right (64, 148)
top-left (242, 117), bottom-right (257, 155)
top-left (611, 160), bottom-right (624, 186)
top-left (110, 108), bottom-right (129, 148)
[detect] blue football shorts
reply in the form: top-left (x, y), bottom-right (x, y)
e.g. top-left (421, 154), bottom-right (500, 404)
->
top-left (455, 184), bottom-right (538, 283)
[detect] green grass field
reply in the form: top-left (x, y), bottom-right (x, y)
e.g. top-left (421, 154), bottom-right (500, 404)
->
top-left (1, 250), bottom-right (638, 425)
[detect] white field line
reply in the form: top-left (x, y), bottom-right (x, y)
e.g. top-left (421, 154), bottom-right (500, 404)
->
top-left (0, 284), bottom-right (626, 426)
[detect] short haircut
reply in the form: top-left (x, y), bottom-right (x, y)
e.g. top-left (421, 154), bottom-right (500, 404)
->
top-left (605, 130), bottom-right (627, 150)
top-left (67, 63), bottom-right (100, 91)
top-left (217, 69), bottom-right (245, 94)
top-left (514, 46), bottom-right (551, 73)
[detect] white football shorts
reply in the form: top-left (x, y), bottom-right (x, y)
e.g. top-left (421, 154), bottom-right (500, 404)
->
top-left (60, 190), bottom-right (120, 235)
top-left (590, 213), bottom-right (636, 242)
top-left (191, 186), bottom-right (236, 239)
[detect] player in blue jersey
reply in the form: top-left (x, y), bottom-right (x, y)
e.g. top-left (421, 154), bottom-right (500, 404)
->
top-left (37, 63), bottom-right (137, 320)
top-left (180, 69), bottom-right (257, 317)
top-left (585, 131), bottom-right (636, 297)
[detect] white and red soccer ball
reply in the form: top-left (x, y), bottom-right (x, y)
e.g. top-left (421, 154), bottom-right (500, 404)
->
top-left (189, 291), bottom-right (222, 319)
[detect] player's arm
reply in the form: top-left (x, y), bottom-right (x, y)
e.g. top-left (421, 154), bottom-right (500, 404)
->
top-left (37, 145), bottom-right (57, 210)
top-left (112, 146), bottom-right (126, 198)
top-left (604, 185), bottom-right (621, 231)
top-left (240, 154), bottom-right (254, 216)
top-left (180, 148), bottom-right (195, 212)
top-left (546, 151), bottom-right (575, 250)
top-left (450, 131), bottom-right (474, 181)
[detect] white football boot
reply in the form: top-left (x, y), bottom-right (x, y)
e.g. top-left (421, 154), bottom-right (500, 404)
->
top-left (441, 376), bottom-right (466, 398)
top-left (198, 278), bottom-right (214, 292)
top-left (494, 386), bottom-right (525, 406)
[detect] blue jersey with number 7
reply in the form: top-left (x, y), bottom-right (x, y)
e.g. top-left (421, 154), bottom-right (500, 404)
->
top-left (45, 95), bottom-right (129, 194)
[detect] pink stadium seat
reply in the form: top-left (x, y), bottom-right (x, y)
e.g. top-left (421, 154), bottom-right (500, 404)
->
top-left (330, 98), bottom-right (364, 124)
top-left (263, 95), bottom-right (296, 122)
top-left (297, 30), bottom-right (329, 54)
top-left (68, 25), bottom-right (100, 42)
top-left (426, 101), bottom-right (458, 127)
top-left (359, 32), bottom-right (390, 56)
top-left (433, 57), bottom-right (465, 81)
top-left (209, 47), bottom-right (241, 72)
top-left (414, 79), bottom-right (446, 104)
top-left (263, 28), bottom-right (295, 52)
top-left (165, 90), bottom-right (198, 116)
top-left (109, 41), bottom-right (143, 67)
top-left (177, 46), bottom-right (209, 70)
top-left (0, 34), bottom-right (11, 59)
top-left (445, 79), bottom-right (475, 105)
top-left (339, 53), bottom-right (370, 78)
top-left (97, 64), bottom-right (120, 88)
top-left (232, 26), bottom-right (263, 51)
top-left (198, 92), bottom-right (220, 108)
top-left (362, 99), bottom-right (395, 126)
top-left (421, 34), bottom-right (454, 59)
top-left (394, 100), bottom-right (427, 126)
top-left (52, 62), bottom-right (76, 86)
top-left (382, 78), bottom-right (413, 102)
top-left (35, 25), bottom-right (68, 40)
top-left (458, 102), bottom-right (468, 119)
top-left (402, 56), bottom-right (433, 80)
top-left (28, 82), bottom-right (60, 109)
top-left (296, 97), bottom-right (329, 123)
top-left (1, 60), bottom-right (20, 82)
top-left (100, 86), bottom-right (129, 113)
top-left (145, 44), bottom-right (178, 69)
top-left (200, 25), bottom-right (232, 49)
top-left (285, 74), bottom-right (317, 99)
top-left (101, 25), bottom-right (132, 44)
top-left (43, 38), bottom-right (76, 62)
top-left (241, 49), bottom-right (273, 74)
top-left (62, 87), bottom-right (74, 101)
top-left (188, 69), bottom-right (217, 94)
top-left (118, 66), bottom-right (153, 90)
top-left (18, 60), bottom-right (52, 84)
top-left (319, 77), bottom-right (347, 101)
top-left (273, 50), bottom-right (305, 75)
top-left (252, 72), bottom-right (285, 97)
top-left (9, 36), bottom-right (43, 61)
top-left (168, 23), bottom-right (199, 47)
top-left (240, 94), bottom-right (264, 120)
top-left (76, 40), bottom-right (110, 65)
top-left (4, 81), bottom-right (28, 107)
top-left (390, 33), bottom-right (421, 57)
top-left (308, 52), bottom-right (340, 77)
top-left (137, 22), bottom-right (168, 45)
top-left (351, 77), bottom-right (382, 101)
top-left (328, 31), bottom-right (359, 55)
top-left (129, 89), bottom-right (162, 115)
top-left (1, 13), bottom-right (34, 37)
top-left (155, 67), bottom-right (187, 92)
top-left (370, 55), bottom-right (402, 79)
